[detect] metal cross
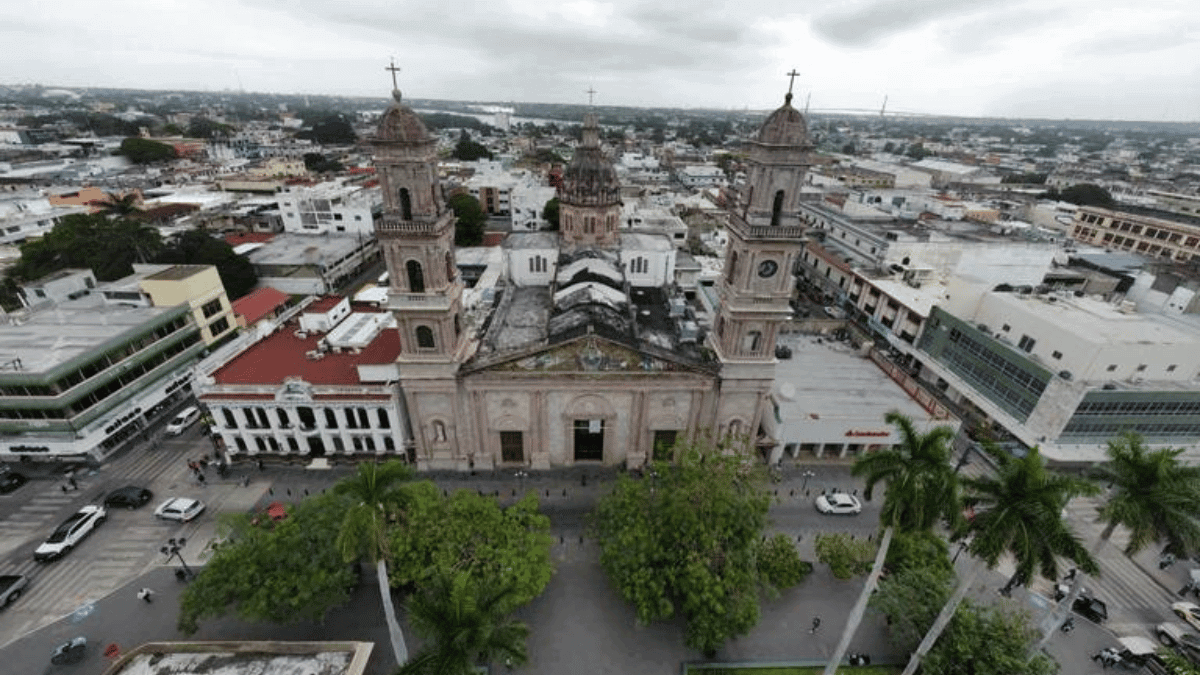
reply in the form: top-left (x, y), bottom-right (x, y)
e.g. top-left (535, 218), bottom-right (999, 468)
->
top-left (386, 60), bottom-right (401, 90)
top-left (586, 86), bottom-right (597, 106)
top-left (786, 69), bottom-right (801, 95)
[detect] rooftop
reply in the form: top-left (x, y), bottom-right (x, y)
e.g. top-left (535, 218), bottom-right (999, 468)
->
top-left (210, 309), bottom-right (400, 387)
top-left (103, 641), bottom-right (371, 675)
top-left (232, 286), bottom-right (291, 325)
top-left (0, 303), bottom-right (179, 375)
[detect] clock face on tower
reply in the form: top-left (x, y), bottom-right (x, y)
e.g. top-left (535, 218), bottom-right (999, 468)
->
top-left (757, 259), bottom-right (779, 278)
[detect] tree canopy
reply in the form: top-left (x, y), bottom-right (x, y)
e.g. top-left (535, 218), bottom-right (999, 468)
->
top-left (302, 152), bottom-right (344, 174)
top-left (177, 490), bottom-right (358, 634)
top-left (7, 213), bottom-right (162, 284)
top-left (296, 113), bottom-right (357, 145)
top-left (452, 131), bottom-right (493, 162)
top-left (590, 440), bottom-right (804, 656)
top-left (541, 198), bottom-right (560, 230)
top-left (921, 601), bottom-right (1058, 675)
top-left (450, 193), bottom-right (486, 247)
top-left (119, 137), bottom-right (177, 164)
top-left (1051, 183), bottom-right (1115, 208)
top-left (157, 228), bottom-right (258, 299)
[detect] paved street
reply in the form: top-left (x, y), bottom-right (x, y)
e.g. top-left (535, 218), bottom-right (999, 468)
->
top-left (0, 432), bottom-right (1192, 675)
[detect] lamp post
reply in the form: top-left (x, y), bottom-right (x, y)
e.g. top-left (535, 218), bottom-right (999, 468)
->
top-left (801, 470), bottom-right (816, 492)
top-left (161, 537), bottom-right (194, 580)
top-left (514, 471), bottom-right (529, 496)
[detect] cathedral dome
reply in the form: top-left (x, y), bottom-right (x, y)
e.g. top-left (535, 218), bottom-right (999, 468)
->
top-left (373, 91), bottom-right (432, 144)
top-left (560, 113), bottom-right (620, 205)
top-left (756, 93), bottom-right (810, 147)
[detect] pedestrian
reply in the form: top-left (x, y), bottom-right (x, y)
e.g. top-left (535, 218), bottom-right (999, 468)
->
top-left (68, 477), bottom-right (77, 490)
top-left (136, 588), bottom-right (153, 603)
top-left (810, 616), bottom-right (821, 634)
top-left (257, 457), bottom-right (265, 471)
top-left (197, 473), bottom-right (206, 486)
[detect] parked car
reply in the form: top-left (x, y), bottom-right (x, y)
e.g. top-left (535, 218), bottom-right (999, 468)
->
top-left (815, 492), bottom-right (863, 515)
top-left (1156, 622), bottom-right (1200, 664)
top-left (1055, 583), bottom-right (1109, 623)
top-left (34, 505), bottom-right (106, 562)
top-left (154, 497), bottom-right (205, 523)
top-left (103, 486), bottom-right (153, 510)
top-left (1174, 602), bottom-right (1200, 632)
top-left (0, 470), bottom-right (26, 494)
top-left (165, 406), bottom-right (200, 436)
top-left (823, 306), bottom-right (846, 319)
top-left (0, 574), bottom-right (28, 607)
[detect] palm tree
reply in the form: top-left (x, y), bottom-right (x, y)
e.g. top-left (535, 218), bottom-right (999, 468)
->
top-left (900, 447), bottom-right (1099, 675)
top-left (1044, 431), bottom-right (1200, 646)
top-left (88, 190), bottom-right (141, 218)
top-left (399, 570), bottom-right (530, 675)
top-left (334, 460), bottom-right (415, 667)
top-left (822, 411), bottom-right (961, 675)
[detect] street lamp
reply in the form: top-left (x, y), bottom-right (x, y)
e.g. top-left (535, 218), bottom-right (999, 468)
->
top-left (801, 470), bottom-right (816, 492)
top-left (161, 537), bottom-right (194, 580)
top-left (514, 471), bottom-right (529, 495)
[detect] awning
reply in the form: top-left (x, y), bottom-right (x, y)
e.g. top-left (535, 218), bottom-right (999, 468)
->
top-left (266, 501), bottom-right (287, 521)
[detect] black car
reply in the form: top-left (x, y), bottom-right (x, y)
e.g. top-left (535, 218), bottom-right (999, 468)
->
top-left (0, 471), bottom-right (26, 494)
top-left (103, 486), bottom-right (153, 509)
top-left (1055, 583), bottom-right (1108, 623)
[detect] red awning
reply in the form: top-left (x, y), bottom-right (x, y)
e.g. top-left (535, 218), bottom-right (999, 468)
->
top-left (266, 502), bottom-right (287, 521)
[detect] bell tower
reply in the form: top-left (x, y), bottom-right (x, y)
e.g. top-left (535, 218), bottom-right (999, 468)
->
top-left (369, 63), bottom-right (469, 470)
top-left (370, 64), bottom-right (466, 365)
top-left (712, 72), bottom-right (813, 451)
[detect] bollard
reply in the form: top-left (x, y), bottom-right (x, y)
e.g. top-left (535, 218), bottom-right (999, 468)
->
top-left (443, 489), bottom-right (448, 497)
top-left (560, 536), bottom-right (564, 544)
top-left (478, 489), bottom-right (483, 496)
top-left (774, 490), bottom-right (778, 496)
top-left (797, 534), bottom-right (803, 542)
top-left (579, 535), bottom-right (583, 544)
top-left (562, 488), bottom-right (567, 497)
top-left (286, 488), bottom-right (291, 496)
top-left (581, 474), bottom-right (587, 486)
top-left (494, 490), bottom-right (499, 497)
top-left (269, 488), bottom-right (274, 496)
top-left (790, 490), bottom-right (795, 497)
top-left (545, 489), bottom-right (550, 497)
top-left (304, 489), bottom-right (309, 496)
top-left (512, 489), bottom-right (516, 496)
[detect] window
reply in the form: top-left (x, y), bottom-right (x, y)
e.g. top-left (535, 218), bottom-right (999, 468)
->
top-left (1002, 324), bottom-right (1011, 332)
top-left (406, 260), bottom-right (425, 293)
top-left (222, 408), bottom-right (237, 429)
top-left (743, 330), bottom-right (762, 353)
top-left (1017, 335), bottom-right (1036, 352)
top-left (399, 188), bottom-right (412, 220)
top-left (416, 326), bottom-right (435, 349)
top-left (771, 190), bottom-right (784, 227)
top-left (201, 299), bottom-right (223, 318)
top-left (276, 409), bottom-right (290, 428)
top-left (377, 408), bottom-right (390, 429)
top-left (324, 408), bottom-right (338, 429)
top-left (208, 316), bottom-right (230, 335)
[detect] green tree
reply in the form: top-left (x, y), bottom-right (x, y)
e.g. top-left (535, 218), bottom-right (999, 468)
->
top-left (302, 152), bottom-right (344, 174)
top-left (1058, 183), bottom-right (1114, 208)
top-left (389, 484), bottom-right (553, 613)
top-left (814, 533), bottom-right (875, 579)
top-left (449, 193), bottom-right (486, 247)
top-left (297, 114), bottom-right (357, 145)
top-left (177, 490), bottom-right (358, 634)
top-left (334, 461), bottom-right (416, 666)
top-left (590, 440), bottom-right (779, 657)
top-left (906, 143), bottom-right (930, 160)
top-left (119, 137), bottom-right (177, 164)
top-left (399, 571), bottom-right (530, 675)
top-left (871, 561), bottom-right (954, 654)
top-left (824, 412), bottom-right (961, 675)
top-left (88, 190), bottom-right (141, 218)
top-left (756, 534), bottom-right (812, 595)
top-left (156, 228), bottom-right (258, 299)
top-left (541, 198), bottom-right (560, 230)
top-left (922, 601), bottom-right (1058, 675)
top-left (7, 213), bottom-right (162, 283)
top-left (186, 117), bottom-right (235, 139)
top-left (452, 131), bottom-right (493, 162)
top-left (900, 447), bottom-right (1099, 675)
top-left (1045, 432), bottom-right (1200, 642)
top-left (884, 530), bottom-right (954, 579)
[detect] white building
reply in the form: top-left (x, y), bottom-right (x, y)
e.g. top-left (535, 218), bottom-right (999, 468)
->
top-left (676, 165), bottom-right (727, 188)
top-left (278, 180), bottom-right (379, 236)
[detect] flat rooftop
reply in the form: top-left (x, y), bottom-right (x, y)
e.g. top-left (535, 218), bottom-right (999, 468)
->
top-left (105, 641), bottom-right (371, 675)
top-left (987, 292), bottom-right (1200, 347)
top-left (0, 302), bottom-right (174, 375)
top-left (245, 234), bottom-right (368, 266)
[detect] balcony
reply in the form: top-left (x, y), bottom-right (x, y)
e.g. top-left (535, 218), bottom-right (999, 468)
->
top-left (375, 214), bottom-right (446, 235)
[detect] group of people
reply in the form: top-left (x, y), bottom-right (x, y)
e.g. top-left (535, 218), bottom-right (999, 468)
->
top-left (1092, 647), bottom-right (1122, 668)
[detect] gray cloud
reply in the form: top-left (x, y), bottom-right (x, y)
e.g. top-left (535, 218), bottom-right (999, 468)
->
top-left (810, 0), bottom-right (1009, 47)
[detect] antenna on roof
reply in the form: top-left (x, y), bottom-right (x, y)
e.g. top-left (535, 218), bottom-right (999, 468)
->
top-left (880, 95), bottom-right (888, 119)
top-left (804, 92), bottom-right (811, 116)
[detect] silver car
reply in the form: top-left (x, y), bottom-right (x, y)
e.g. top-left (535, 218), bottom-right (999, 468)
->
top-left (154, 497), bottom-right (206, 523)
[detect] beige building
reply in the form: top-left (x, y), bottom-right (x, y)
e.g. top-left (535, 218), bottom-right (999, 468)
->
top-left (1070, 205), bottom-right (1200, 263)
top-left (137, 265), bottom-right (237, 346)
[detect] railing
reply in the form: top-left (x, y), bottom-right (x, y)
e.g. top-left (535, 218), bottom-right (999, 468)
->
top-left (375, 215), bottom-right (444, 234)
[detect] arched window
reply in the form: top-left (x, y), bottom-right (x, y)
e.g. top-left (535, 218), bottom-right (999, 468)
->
top-left (726, 250), bottom-right (738, 283)
top-left (432, 420), bottom-right (447, 442)
top-left (399, 187), bottom-right (412, 220)
top-left (454, 313), bottom-right (462, 336)
top-left (771, 190), bottom-right (785, 227)
top-left (445, 251), bottom-right (455, 282)
top-left (416, 326), bottom-right (435, 349)
top-left (406, 260), bottom-right (425, 293)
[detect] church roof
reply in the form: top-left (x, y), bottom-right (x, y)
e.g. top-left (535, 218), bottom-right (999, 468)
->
top-left (559, 112), bottom-right (620, 206)
top-left (371, 91), bottom-right (432, 145)
top-left (756, 93), bottom-right (811, 147)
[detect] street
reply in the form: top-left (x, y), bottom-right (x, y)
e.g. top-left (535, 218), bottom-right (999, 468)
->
top-left (0, 430), bottom-right (1192, 675)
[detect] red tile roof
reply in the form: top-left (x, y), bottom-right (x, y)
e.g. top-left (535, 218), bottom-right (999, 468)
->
top-left (307, 296), bottom-right (345, 313)
top-left (224, 232), bottom-right (276, 246)
top-left (232, 286), bottom-right (291, 326)
top-left (212, 320), bottom-right (401, 386)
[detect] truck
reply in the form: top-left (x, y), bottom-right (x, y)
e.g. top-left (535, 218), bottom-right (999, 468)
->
top-left (0, 574), bottom-right (28, 607)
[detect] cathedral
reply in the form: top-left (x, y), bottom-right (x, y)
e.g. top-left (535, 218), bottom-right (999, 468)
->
top-left (372, 78), bottom-right (814, 471)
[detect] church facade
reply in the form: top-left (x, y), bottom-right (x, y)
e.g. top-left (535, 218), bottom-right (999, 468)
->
top-left (373, 81), bottom-right (814, 471)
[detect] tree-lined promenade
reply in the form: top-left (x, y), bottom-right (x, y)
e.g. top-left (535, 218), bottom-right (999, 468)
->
top-left (170, 420), bottom-right (1200, 675)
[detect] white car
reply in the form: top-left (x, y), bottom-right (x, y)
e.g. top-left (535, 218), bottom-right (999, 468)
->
top-left (815, 492), bottom-right (863, 515)
top-left (34, 505), bottom-right (106, 562)
top-left (1174, 602), bottom-right (1200, 633)
top-left (154, 497), bottom-right (206, 523)
top-left (165, 406), bottom-right (200, 436)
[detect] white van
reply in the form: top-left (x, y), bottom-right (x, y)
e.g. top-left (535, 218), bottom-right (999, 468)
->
top-left (165, 407), bottom-right (200, 436)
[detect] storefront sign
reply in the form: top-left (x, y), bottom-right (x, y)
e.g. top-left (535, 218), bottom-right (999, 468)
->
top-left (845, 430), bottom-right (890, 438)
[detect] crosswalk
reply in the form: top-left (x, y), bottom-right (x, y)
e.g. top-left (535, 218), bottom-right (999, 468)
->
top-left (0, 434), bottom-right (215, 647)
top-left (958, 457), bottom-right (1180, 641)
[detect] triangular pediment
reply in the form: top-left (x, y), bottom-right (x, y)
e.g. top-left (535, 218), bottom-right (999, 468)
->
top-left (463, 334), bottom-right (716, 376)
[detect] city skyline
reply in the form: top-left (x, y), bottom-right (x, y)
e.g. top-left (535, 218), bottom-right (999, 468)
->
top-left (2, 0), bottom-right (1199, 122)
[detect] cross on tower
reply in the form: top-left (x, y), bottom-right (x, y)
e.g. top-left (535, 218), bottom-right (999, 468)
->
top-left (586, 86), bottom-right (597, 106)
top-left (786, 69), bottom-right (801, 95)
top-left (386, 60), bottom-right (402, 90)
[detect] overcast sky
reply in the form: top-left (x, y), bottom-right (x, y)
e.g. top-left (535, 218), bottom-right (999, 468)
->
top-left (4, 0), bottom-right (1198, 121)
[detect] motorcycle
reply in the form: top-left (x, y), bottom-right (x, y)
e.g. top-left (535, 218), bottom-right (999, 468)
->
top-left (50, 636), bottom-right (87, 665)
top-left (1060, 616), bottom-right (1075, 633)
